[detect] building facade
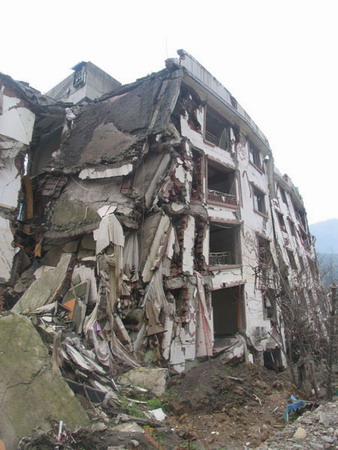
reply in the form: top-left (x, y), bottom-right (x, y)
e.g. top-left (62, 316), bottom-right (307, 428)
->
top-left (0, 51), bottom-right (320, 373)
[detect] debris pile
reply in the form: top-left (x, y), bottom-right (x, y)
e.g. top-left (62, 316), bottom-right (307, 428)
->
top-left (0, 308), bottom-right (181, 448)
top-left (168, 359), bottom-right (284, 414)
top-left (261, 402), bottom-right (338, 450)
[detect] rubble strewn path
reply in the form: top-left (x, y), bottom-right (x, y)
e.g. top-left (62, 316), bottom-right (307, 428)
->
top-left (258, 402), bottom-right (338, 450)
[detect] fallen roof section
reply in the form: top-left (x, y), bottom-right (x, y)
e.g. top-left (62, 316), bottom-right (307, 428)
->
top-left (54, 68), bottom-right (183, 173)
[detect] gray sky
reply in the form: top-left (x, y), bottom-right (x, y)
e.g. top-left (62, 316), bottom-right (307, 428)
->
top-left (2, 0), bottom-right (337, 225)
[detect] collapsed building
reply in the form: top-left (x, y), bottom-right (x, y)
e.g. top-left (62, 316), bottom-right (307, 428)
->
top-left (0, 50), bottom-right (321, 374)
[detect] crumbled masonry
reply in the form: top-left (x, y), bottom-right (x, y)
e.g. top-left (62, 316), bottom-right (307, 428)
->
top-left (0, 51), bottom-right (323, 447)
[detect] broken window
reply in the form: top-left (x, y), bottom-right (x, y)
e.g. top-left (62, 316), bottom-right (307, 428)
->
top-left (209, 223), bottom-right (241, 267)
top-left (73, 65), bottom-right (86, 88)
top-left (207, 161), bottom-right (237, 206)
top-left (279, 186), bottom-right (288, 205)
top-left (257, 236), bottom-right (271, 266)
top-left (255, 236), bottom-right (272, 290)
top-left (179, 84), bottom-right (202, 133)
top-left (299, 227), bottom-right (311, 250)
top-left (253, 186), bottom-right (267, 215)
top-left (212, 285), bottom-right (245, 337)
top-left (263, 289), bottom-right (277, 320)
top-left (294, 206), bottom-right (307, 230)
top-left (205, 107), bottom-right (230, 150)
top-left (277, 212), bottom-right (287, 232)
top-left (288, 218), bottom-right (297, 237)
top-left (248, 141), bottom-right (262, 170)
top-left (287, 249), bottom-right (297, 270)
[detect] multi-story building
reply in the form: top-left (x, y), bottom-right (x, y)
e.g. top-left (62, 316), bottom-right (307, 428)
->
top-left (1, 51), bottom-right (320, 373)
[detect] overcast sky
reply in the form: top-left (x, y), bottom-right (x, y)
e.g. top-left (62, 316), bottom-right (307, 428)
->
top-left (2, 0), bottom-right (337, 225)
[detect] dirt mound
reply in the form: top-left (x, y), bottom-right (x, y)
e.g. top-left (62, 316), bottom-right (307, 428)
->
top-left (165, 358), bottom-right (299, 448)
top-left (168, 359), bottom-right (282, 414)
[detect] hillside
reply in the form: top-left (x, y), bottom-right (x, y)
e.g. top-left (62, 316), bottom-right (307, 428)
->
top-left (310, 218), bottom-right (338, 253)
top-left (310, 219), bottom-right (338, 288)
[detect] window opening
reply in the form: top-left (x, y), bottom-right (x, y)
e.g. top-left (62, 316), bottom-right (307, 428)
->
top-left (207, 162), bottom-right (237, 206)
top-left (205, 107), bottom-right (230, 150)
top-left (258, 236), bottom-right (271, 266)
top-left (280, 186), bottom-right (288, 205)
top-left (249, 142), bottom-right (262, 170)
top-left (299, 227), bottom-right (311, 249)
top-left (287, 250), bottom-right (297, 270)
top-left (294, 206), bottom-right (307, 230)
top-left (277, 213), bottom-right (287, 232)
top-left (288, 218), bottom-right (297, 237)
top-left (255, 236), bottom-right (273, 290)
top-left (209, 223), bottom-right (240, 266)
top-left (263, 288), bottom-right (277, 320)
top-left (253, 187), bottom-right (266, 215)
top-left (73, 65), bottom-right (86, 88)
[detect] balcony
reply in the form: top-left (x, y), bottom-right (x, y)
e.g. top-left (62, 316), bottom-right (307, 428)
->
top-left (209, 223), bottom-right (241, 268)
top-left (208, 189), bottom-right (237, 206)
top-left (209, 251), bottom-right (233, 266)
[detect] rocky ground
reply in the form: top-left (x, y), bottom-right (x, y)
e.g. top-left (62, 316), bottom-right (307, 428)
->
top-left (259, 402), bottom-right (338, 450)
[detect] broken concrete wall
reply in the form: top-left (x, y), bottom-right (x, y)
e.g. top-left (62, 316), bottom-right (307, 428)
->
top-left (0, 217), bottom-right (17, 283)
top-left (0, 313), bottom-right (89, 449)
top-left (12, 253), bottom-right (72, 314)
top-left (0, 77), bottom-right (36, 284)
top-left (0, 81), bottom-right (35, 145)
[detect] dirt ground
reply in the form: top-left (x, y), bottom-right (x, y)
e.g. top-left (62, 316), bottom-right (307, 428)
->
top-left (164, 358), bottom-right (305, 449)
top-left (18, 358), bottom-right (314, 449)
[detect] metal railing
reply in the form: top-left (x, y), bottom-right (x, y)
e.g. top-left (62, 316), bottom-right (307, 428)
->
top-left (209, 251), bottom-right (233, 266)
top-left (205, 130), bottom-right (219, 146)
top-left (208, 189), bottom-right (237, 206)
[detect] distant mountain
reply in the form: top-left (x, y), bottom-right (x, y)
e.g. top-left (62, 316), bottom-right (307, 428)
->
top-left (310, 219), bottom-right (338, 254)
top-left (310, 219), bottom-right (338, 289)
top-left (316, 253), bottom-right (338, 290)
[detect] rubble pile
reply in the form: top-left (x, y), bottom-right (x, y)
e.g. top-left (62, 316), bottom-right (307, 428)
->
top-left (261, 402), bottom-right (338, 450)
top-left (0, 308), bottom-right (183, 448)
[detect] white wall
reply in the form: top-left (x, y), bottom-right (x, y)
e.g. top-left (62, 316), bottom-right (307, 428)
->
top-left (0, 86), bottom-right (35, 283)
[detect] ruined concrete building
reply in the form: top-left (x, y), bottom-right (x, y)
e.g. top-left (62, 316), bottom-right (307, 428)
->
top-left (0, 50), bottom-right (321, 373)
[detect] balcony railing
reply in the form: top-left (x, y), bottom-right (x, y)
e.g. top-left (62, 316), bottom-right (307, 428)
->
top-left (205, 131), bottom-right (219, 146)
top-left (209, 251), bottom-right (233, 266)
top-left (208, 189), bottom-right (237, 206)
